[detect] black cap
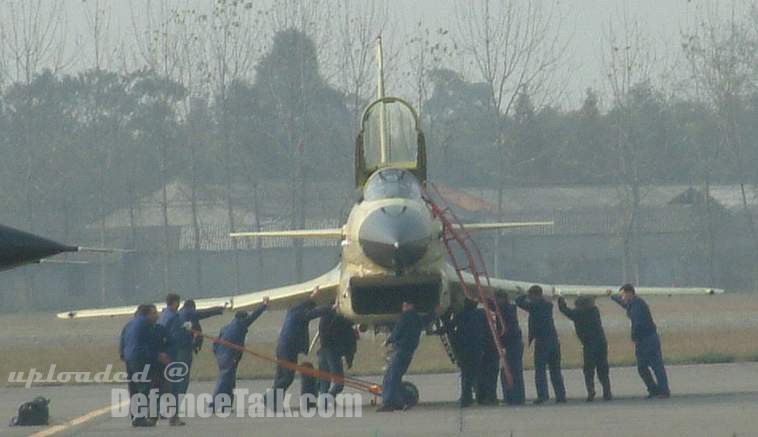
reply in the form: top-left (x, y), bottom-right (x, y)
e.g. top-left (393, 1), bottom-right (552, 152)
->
top-left (619, 284), bottom-right (636, 294)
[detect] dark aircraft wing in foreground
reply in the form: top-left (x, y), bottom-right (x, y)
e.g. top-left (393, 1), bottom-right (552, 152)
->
top-left (0, 224), bottom-right (129, 272)
top-left (0, 224), bottom-right (78, 271)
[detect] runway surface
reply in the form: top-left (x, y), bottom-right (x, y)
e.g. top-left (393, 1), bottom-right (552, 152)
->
top-left (3, 362), bottom-right (758, 436)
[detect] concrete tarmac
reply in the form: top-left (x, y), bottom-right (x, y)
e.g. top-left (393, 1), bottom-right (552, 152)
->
top-left (3, 362), bottom-right (758, 437)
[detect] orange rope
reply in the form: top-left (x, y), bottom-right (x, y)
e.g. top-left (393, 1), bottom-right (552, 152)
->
top-left (197, 331), bottom-right (382, 395)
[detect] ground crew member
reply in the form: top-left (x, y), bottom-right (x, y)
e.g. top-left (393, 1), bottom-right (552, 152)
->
top-left (180, 299), bottom-right (225, 355)
top-left (558, 295), bottom-right (612, 401)
top-left (611, 284), bottom-right (670, 399)
top-left (119, 304), bottom-right (168, 427)
top-left (477, 303), bottom-right (499, 405)
top-left (271, 287), bottom-right (333, 408)
top-left (378, 301), bottom-right (433, 412)
top-left (318, 309), bottom-right (357, 402)
top-left (176, 300), bottom-right (224, 400)
top-left (455, 300), bottom-right (486, 407)
top-left (210, 297), bottom-right (269, 412)
top-left (157, 293), bottom-right (185, 426)
top-left (516, 285), bottom-right (566, 404)
top-left (497, 295), bottom-right (525, 405)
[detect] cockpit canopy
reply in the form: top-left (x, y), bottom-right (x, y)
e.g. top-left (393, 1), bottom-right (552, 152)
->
top-left (363, 168), bottom-right (423, 202)
top-left (355, 97), bottom-right (426, 187)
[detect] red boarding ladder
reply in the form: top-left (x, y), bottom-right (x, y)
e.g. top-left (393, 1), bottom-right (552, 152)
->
top-left (423, 183), bottom-right (513, 388)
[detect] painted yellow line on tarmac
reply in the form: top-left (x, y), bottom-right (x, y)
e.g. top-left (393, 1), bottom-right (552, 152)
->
top-left (29, 399), bottom-right (130, 437)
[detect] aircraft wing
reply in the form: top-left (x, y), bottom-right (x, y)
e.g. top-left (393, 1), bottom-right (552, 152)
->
top-left (56, 296), bottom-right (233, 320)
top-left (447, 265), bottom-right (724, 302)
top-left (230, 265), bottom-right (340, 311)
top-left (57, 265), bottom-right (341, 319)
top-left (460, 222), bottom-right (553, 232)
top-left (230, 229), bottom-right (343, 239)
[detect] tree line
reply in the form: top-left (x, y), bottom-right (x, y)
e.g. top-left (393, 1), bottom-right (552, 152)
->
top-left (0, 0), bottom-right (756, 297)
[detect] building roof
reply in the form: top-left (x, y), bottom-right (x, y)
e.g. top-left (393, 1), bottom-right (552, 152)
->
top-left (459, 184), bottom-right (758, 214)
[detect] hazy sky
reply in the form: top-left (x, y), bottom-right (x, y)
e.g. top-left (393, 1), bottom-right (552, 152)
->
top-left (12, 0), bottom-right (738, 107)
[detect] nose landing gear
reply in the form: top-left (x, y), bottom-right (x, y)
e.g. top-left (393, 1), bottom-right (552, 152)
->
top-left (401, 381), bottom-right (419, 408)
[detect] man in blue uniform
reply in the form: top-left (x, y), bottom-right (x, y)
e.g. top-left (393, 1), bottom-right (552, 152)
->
top-left (270, 287), bottom-right (333, 408)
top-left (317, 309), bottom-right (357, 402)
top-left (378, 301), bottom-right (433, 412)
top-left (611, 284), bottom-right (670, 399)
top-left (496, 295), bottom-right (525, 405)
top-left (516, 285), bottom-right (566, 404)
top-left (454, 300), bottom-right (486, 407)
top-left (175, 300), bottom-right (224, 401)
top-left (210, 297), bottom-right (269, 412)
top-left (156, 293), bottom-right (185, 426)
top-left (180, 299), bottom-right (225, 355)
top-left (558, 295), bottom-right (612, 401)
top-left (119, 304), bottom-right (168, 427)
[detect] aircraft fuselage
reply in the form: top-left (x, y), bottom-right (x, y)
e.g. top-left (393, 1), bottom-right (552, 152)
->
top-left (333, 168), bottom-right (455, 325)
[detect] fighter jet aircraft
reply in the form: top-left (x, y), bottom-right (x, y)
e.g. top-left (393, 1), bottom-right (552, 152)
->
top-left (0, 224), bottom-right (119, 271)
top-left (58, 38), bottom-right (722, 324)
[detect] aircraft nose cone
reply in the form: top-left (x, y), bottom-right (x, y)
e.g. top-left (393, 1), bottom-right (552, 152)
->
top-left (359, 205), bottom-right (431, 269)
top-left (0, 224), bottom-right (77, 271)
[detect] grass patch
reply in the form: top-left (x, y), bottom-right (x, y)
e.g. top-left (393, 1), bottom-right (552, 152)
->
top-left (667, 352), bottom-right (736, 365)
top-left (4, 294), bottom-right (758, 387)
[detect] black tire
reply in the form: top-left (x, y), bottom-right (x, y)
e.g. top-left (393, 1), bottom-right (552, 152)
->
top-left (400, 381), bottom-right (419, 408)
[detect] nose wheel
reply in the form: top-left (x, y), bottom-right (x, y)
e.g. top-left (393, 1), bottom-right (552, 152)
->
top-left (401, 381), bottom-right (419, 408)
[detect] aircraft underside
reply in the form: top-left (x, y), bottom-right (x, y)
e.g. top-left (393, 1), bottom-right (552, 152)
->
top-left (348, 273), bottom-right (442, 316)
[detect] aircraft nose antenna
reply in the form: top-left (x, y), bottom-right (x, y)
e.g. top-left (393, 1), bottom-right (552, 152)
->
top-left (358, 206), bottom-right (431, 269)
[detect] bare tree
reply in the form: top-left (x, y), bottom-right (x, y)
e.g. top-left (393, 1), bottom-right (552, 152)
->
top-left (269, 0), bottom-right (336, 74)
top-left (454, 0), bottom-right (567, 276)
top-left (130, 0), bottom-right (181, 293)
top-left (404, 23), bottom-right (455, 118)
top-left (683, 2), bottom-right (758, 290)
top-left (0, 0), bottom-right (67, 307)
top-left (82, 0), bottom-right (113, 71)
top-left (602, 12), bottom-right (661, 285)
top-left (174, 7), bottom-right (212, 295)
top-left (265, 1), bottom-right (335, 281)
top-left (82, 0), bottom-right (114, 304)
top-left (331, 0), bottom-right (391, 130)
top-left (204, 0), bottom-right (266, 291)
top-left (0, 1), bottom-right (68, 84)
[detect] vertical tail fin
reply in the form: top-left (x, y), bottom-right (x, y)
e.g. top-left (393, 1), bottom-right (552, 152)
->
top-left (376, 36), bottom-right (385, 100)
top-left (376, 36), bottom-right (389, 163)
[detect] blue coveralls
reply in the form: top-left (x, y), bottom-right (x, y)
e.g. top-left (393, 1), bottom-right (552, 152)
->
top-left (157, 308), bottom-right (184, 399)
top-left (478, 303), bottom-right (525, 405)
top-left (272, 302), bottom-right (332, 396)
top-left (381, 310), bottom-right (430, 408)
top-left (612, 295), bottom-right (670, 396)
top-left (456, 306), bottom-right (486, 405)
top-left (120, 315), bottom-right (161, 422)
top-left (318, 312), bottom-right (357, 397)
top-left (515, 295), bottom-right (566, 402)
top-left (211, 305), bottom-right (267, 410)
top-left (499, 302), bottom-right (525, 405)
top-left (174, 306), bottom-right (224, 396)
top-left (558, 297), bottom-right (611, 399)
